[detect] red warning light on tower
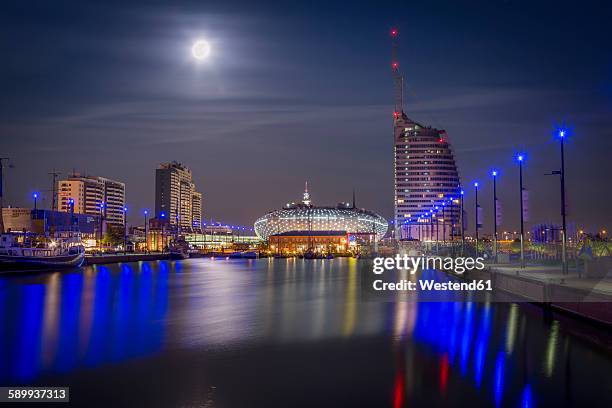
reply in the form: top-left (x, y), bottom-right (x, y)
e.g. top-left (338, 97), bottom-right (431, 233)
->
top-left (392, 62), bottom-right (399, 69)
top-left (391, 28), bottom-right (398, 37)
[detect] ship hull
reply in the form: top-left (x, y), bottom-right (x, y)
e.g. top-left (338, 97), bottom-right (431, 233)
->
top-left (0, 252), bottom-right (85, 270)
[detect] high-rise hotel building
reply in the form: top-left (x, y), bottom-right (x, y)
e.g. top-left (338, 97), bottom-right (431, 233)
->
top-left (393, 112), bottom-right (461, 240)
top-left (390, 29), bottom-right (461, 240)
top-left (155, 161), bottom-right (203, 232)
top-left (57, 174), bottom-right (126, 226)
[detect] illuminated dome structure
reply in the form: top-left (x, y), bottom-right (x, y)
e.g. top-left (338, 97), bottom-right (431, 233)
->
top-left (254, 183), bottom-right (388, 241)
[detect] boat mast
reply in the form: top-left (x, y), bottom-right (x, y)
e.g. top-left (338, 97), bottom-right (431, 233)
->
top-left (0, 157), bottom-right (9, 233)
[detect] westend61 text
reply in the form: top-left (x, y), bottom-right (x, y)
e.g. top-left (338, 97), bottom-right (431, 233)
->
top-left (373, 255), bottom-right (485, 275)
top-left (372, 279), bottom-right (493, 292)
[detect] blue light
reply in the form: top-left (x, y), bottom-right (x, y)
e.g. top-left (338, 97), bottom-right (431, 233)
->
top-left (123, 206), bottom-right (128, 212)
top-left (474, 181), bottom-right (479, 188)
top-left (32, 192), bottom-right (39, 199)
top-left (460, 190), bottom-right (464, 195)
top-left (559, 129), bottom-right (565, 138)
top-left (521, 384), bottom-right (533, 408)
top-left (144, 209), bottom-right (148, 216)
top-left (517, 154), bottom-right (524, 162)
top-left (494, 352), bottom-right (505, 407)
top-left (160, 212), bottom-right (166, 218)
top-left (491, 170), bottom-right (498, 177)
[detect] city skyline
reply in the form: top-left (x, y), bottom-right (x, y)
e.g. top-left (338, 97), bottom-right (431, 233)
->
top-left (2, 0), bottom-right (611, 233)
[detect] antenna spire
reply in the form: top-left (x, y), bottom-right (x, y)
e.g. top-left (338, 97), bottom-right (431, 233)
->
top-left (302, 181), bottom-right (311, 206)
top-left (352, 188), bottom-right (356, 209)
top-left (391, 28), bottom-right (404, 116)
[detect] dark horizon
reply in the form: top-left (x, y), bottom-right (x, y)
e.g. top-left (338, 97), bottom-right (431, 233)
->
top-left (2, 0), bottom-right (611, 233)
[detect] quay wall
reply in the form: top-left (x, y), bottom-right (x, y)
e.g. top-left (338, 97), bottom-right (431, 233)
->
top-left (460, 267), bottom-right (612, 326)
top-left (85, 253), bottom-right (170, 265)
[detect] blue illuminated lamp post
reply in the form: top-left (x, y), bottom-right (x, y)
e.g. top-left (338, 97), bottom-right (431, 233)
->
top-left (32, 192), bottom-right (39, 211)
top-left (434, 206), bottom-right (440, 244)
top-left (491, 170), bottom-right (498, 263)
top-left (559, 129), bottom-right (568, 274)
top-left (98, 202), bottom-right (105, 251)
top-left (68, 198), bottom-right (75, 227)
top-left (123, 206), bottom-right (128, 254)
top-left (144, 209), bottom-right (149, 253)
top-left (429, 209), bottom-right (434, 243)
top-left (460, 189), bottom-right (465, 255)
top-left (160, 211), bottom-right (166, 252)
top-left (474, 182), bottom-right (479, 257)
top-left (517, 154), bottom-right (525, 269)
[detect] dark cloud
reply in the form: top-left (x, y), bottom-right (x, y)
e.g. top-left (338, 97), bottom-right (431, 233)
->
top-left (1, 0), bottom-right (611, 232)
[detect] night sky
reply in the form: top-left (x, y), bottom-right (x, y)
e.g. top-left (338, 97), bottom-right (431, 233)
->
top-left (2, 0), bottom-right (611, 233)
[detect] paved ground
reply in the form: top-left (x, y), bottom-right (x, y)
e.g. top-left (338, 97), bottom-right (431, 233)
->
top-left (489, 263), bottom-right (612, 296)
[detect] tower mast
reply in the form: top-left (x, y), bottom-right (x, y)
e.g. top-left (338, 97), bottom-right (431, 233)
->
top-left (391, 28), bottom-right (404, 116)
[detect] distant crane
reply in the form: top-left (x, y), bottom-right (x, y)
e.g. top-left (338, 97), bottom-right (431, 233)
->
top-left (48, 169), bottom-right (61, 212)
top-left (0, 157), bottom-right (11, 233)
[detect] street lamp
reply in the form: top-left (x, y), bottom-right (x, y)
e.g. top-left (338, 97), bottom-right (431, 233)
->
top-left (160, 211), bottom-right (166, 252)
top-left (442, 202), bottom-right (447, 244)
top-left (474, 181), bottom-right (479, 257)
top-left (460, 189), bottom-right (465, 255)
top-left (123, 206), bottom-right (128, 255)
top-left (517, 154), bottom-right (525, 269)
top-left (32, 192), bottom-right (39, 211)
top-left (144, 209), bottom-right (149, 253)
top-left (98, 201), bottom-right (105, 251)
top-left (558, 129), bottom-right (568, 274)
top-left (69, 198), bottom-right (75, 227)
top-left (491, 170), bottom-right (498, 263)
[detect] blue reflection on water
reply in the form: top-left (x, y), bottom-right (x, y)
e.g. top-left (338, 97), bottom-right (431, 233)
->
top-left (521, 383), bottom-right (533, 408)
top-left (16, 285), bottom-right (44, 381)
top-left (0, 258), bottom-right (606, 408)
top-left (0, 263), bottom-right (168, 383)
top-left (494, 351), bottom-right (505, 407)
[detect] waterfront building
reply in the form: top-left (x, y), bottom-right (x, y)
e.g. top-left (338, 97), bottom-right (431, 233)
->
top-left (57, 173), bottom-right (126, 226)
top-left (390, 31), bottom-right (461, 240)
top-left (155, 161), bottom-right (203, 232)
top-left (192, 191), bottom-right (203, 231)
top-left (1, 207), bottom-right (99, 246)
top-left (254, 184), bottom-right (388, 247)
top-left (393, 114), bottom-right (461, 240)
top-left (269, 231), bottom-right (348, 255)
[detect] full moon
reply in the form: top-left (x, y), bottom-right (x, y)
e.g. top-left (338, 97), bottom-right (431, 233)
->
top-left (191, 40), bottom-right (211, 60)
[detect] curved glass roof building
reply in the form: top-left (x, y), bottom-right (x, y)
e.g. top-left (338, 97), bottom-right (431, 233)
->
top-left (254, 184), bottom-right (388, 241)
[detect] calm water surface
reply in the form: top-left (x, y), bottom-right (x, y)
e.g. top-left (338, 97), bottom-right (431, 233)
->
top-left (0, 258), bottom-right (611, 407)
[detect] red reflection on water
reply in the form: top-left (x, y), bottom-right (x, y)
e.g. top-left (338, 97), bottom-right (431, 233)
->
top-left (393, 364), bottom-right (405, 408)
top-left (440, 353), bottom-right (449, 393)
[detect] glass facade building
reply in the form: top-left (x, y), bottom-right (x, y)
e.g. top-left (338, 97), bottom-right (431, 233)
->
top-left (393, 113), bottom-right (461, 240)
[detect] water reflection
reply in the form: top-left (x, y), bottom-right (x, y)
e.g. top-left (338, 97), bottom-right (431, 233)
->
top-left (0, 262), bottom-right (170, 382)
top-left (0, 258), bottom-right (610, 407)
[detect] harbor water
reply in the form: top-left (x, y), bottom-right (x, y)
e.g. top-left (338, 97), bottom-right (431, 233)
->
top-left (0, 258), bottom-right (610, 407)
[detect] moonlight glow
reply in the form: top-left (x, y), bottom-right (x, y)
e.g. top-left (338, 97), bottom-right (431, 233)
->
top-left (191, 40), bottom-right (211, 60)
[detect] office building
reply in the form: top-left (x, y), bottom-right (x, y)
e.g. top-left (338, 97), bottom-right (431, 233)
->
top-left (155, 161), bottom-right (203, 232)
top-left (57, 174), bottom-right (126, 226)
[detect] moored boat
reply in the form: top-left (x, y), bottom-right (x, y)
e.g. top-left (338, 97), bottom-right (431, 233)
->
top-left (0, 233), bottom-right (85, 270)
